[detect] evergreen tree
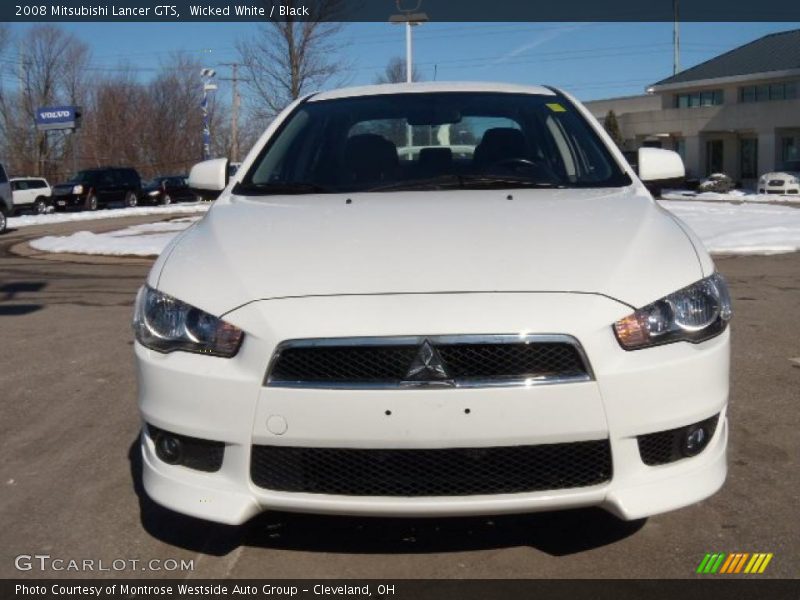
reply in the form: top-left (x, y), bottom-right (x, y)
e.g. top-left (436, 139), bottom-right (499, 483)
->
top-left (603, 110), bottom-right (624, 147)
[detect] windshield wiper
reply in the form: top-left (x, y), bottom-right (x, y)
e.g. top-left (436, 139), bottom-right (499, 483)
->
top-left (457, 174), bottom-right (565, 189)
top-left (233, 181), bottom-right (332, 196)
top-left (367, 174), bottom-right (464, 192)
top-left (368, 174), bottom-right (564, 192)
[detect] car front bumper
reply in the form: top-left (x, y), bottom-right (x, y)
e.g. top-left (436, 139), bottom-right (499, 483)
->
top-left (52, 193), bottom-right (86, 208)
top-left (136, 292), bottom-right (729, 525)
top-left (758, 185), bottom-right (800, 195)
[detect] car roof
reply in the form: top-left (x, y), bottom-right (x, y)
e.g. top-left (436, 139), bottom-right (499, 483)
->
top-left (309, 81), bottom-right (557, 102)
top-left (10, 177), bottom-right (47, 181)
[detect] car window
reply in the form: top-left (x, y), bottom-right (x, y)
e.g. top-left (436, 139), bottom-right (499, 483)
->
top-left (123, 170), bottom-right (139, 185)
top-left (72, 171), bottom-right (101, 184)
top-left (29, 180), bottom-right (46, 189)
top-left (12, 181), bottom-right (26, 191)
top-left (242, 92), bottom-right (630, 194)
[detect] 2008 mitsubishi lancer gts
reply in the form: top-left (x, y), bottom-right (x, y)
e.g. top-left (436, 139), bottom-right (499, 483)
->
top-left (133, 82), bottom-right (732, 525)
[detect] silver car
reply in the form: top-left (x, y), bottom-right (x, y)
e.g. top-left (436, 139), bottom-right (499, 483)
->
top-left (0, 163), bottom-right (12, 233)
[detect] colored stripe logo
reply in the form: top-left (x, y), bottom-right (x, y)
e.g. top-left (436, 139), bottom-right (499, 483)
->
top-left (696, 552), bottom-right (773, 574)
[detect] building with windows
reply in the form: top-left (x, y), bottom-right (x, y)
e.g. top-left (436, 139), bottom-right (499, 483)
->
top-left (585, 29), bottom-right (800, 185)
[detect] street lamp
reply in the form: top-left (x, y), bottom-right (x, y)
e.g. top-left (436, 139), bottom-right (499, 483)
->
top-left (389, 1), bottom-right (429, 83)
top-left (390, 2), bottom-right (428, 149)
top-left (200, 68), bottom-right (217, 161)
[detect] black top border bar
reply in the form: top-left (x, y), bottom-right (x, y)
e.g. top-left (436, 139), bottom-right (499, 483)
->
top-left (5, 0), bottom-right (800, 22)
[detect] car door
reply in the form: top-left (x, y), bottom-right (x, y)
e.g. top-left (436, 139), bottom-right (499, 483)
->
top-left (172, 177), bottom-right (192, 201)
top-left (33, 179), bottom-right (51, 198)
top-left (112, 170), bottom-right (128, 202)
top-left (12, 180), bottom-right (33, 206)
top-left (95, 171), bottom-right (117, 204)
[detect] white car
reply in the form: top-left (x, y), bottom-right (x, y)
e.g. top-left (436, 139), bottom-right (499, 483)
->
top-left (758, 172), bottom-right (800, 195)
top-left (10, 177), bottom-right (52, 215)
top-left (134, 82), bottom-right (732, 525)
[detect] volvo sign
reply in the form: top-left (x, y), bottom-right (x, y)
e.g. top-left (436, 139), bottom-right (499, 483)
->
top-left (35, 106), bottom-right (82, 131)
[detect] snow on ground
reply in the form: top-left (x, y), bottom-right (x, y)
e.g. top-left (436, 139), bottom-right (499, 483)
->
top-left (8, 202), bottom-right (209, 229)
top-left (26, 201), bottom-right (800, 258)
top-left (662, 189), bottom-right (800, 204)
top-left (29, 218), bottom-right (201, 257)
top-left (659, 200), bottom-right (800, 255)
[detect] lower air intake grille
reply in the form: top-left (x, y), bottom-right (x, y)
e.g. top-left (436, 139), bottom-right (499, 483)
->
top-left (637, 414), bottom-right (720, 466)
top-left (250, 441), bottom-right (612, 496)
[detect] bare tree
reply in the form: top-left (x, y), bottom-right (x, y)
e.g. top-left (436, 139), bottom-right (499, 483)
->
top-left (0, 25), bottom-right (89, 179)
top-left (146, 53), bottom-right (228, 175)
top-left (237, 2), bottom-right (350, 126)
top-left (603, 110), bottom-right (624, 148)
top-left (0, 25), bottom-right (233, 181)
top-left (374, 57), bottom-right (423, 84)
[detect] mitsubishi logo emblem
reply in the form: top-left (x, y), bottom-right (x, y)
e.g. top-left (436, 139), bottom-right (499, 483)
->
top-left (404, 339), bottom-right (452, 383)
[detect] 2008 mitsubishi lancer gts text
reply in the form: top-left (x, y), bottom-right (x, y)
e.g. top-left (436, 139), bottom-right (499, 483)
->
top-left (133, 82), bottom-right (732, 525)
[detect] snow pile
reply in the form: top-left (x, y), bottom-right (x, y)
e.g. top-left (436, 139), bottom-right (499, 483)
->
top-left (29, 218), bottom-right (201, 257)
top-left (660, 200), bottom-right (800, 255)
top-left (662, 189), bottom-right (800, 204)
top-left (9, 203), bottom-right (209, 228)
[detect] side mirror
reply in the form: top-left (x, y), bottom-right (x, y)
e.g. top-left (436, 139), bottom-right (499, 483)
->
top-left (188, 158), bottom-right (229, 200)
top-left (637, 147), bottom-right (685, 182)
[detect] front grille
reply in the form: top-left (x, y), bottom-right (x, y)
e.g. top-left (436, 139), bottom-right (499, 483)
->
top-left (266, 335), bottom-right (591, 388)
top-left (637, 414), bottom-right (719, 466)
top-left (250, 441), bottom-right (612, 496)
top-left (768, 179), bottom-right (785, 186)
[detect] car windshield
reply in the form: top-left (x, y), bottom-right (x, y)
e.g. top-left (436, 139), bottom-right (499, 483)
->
top-left (68, 170), bottom-right (101, 184)
top-left (239, 91), bottom-right (631, 195)
top-left (144, 178), bottom-right (167, 187)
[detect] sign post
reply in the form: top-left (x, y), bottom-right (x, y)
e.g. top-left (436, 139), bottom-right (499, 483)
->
top-left (35, 106), bottom-right (82, 131)
top-left (35, 106), bottom-right (82, 178)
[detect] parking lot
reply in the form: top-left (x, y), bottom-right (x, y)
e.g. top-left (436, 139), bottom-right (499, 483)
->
top-left (0, 214), bottom-right (798, 579)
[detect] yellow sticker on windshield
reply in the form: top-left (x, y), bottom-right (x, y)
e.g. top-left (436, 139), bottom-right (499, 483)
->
top-left (546, 103), bottom-right (567, 112)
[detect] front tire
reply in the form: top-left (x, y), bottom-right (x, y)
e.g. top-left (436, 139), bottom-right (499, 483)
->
top-left (161, 194), bottom-right (172, 206)
top-left (125, 191), bottom-right (138, 208)
top-left (85, 194), bottom-right (98, 211)
top-left (34, 198), bottom-right (47, 215)
top-left (0, 208), bottom-right (7, 234)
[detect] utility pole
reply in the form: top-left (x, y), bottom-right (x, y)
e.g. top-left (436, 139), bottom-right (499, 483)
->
top-left (220, 63), bottom-right (250, 163)
top-left (673, 0), bottom-right (681, 75)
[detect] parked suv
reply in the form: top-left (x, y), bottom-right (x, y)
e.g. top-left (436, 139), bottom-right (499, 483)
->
top-left (52, 167), bottom-right (141, 211)
top-left (10, 177), bottom-right (52, 215)
top-left (0, 163), bottom-right (11, 233)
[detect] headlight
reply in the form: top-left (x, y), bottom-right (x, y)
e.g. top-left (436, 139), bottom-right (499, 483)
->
top-left (148, 190), bottom-right (160, 197)
top-left (72, 184), bottom-right (84, 194)
top-left (613, 273), bottom-right (732, 350)
top-left (133, 286), bottom-right (243, 357)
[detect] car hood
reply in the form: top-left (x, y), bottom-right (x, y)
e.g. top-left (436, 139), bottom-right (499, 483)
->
top-left (761, 172), bottom-right (799, 179)
top-left (153, 187), bottom-right (708, 315)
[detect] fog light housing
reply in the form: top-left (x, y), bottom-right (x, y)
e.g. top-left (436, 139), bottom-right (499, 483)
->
top-left (146, 424), bottom-right (225, 472)
top-left (682, 424), bottom-right (710, 457)
top-left (638, 414), bottom-right (719, 466)
top-left (155, 432), bottom-right (183, 464)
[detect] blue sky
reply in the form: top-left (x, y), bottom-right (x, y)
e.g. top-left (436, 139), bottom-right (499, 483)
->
top-left (11, 21), bottom-right (800, 101)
